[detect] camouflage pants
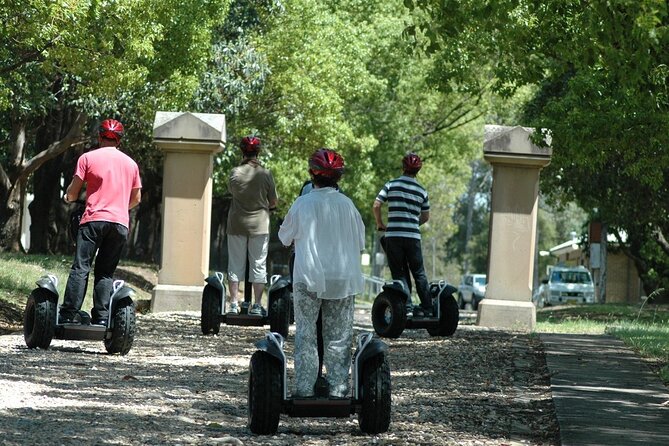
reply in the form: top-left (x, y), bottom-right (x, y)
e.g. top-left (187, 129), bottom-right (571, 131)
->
top-left (293, 282), bottom-right (355, 397)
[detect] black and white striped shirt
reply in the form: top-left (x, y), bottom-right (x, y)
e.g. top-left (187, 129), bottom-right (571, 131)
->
top-left (375, 176), bottom-right (429, 240)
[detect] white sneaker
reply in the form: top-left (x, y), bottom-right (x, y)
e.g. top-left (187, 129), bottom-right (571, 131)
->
top-left (227, 302), bottom-right (239, 314)
top-left (249, 303), bottom-right (264, 316)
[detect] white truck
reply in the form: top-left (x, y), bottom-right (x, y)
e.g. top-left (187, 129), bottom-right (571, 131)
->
top-left (535, 265), bottom-right (595, 307)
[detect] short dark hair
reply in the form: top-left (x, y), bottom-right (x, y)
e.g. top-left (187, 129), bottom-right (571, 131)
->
top-left (311, 174), bottom-right (338, 188)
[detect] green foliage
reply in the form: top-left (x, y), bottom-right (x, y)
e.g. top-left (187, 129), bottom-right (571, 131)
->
top-left (1, 0), bottom-right (231, 114)
top-left (407, 0), bottom-right (669, 291)
top-left (211, 0), bottom-right (485, 238)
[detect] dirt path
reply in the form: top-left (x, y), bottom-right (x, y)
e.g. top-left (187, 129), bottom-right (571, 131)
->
top-left (0, 308), bottom-right (558, 445)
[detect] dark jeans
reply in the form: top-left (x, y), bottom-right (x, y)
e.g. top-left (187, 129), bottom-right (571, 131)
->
top-left (384, 236), bottom-right (432, 309)
top-left (61, 221), bottom-right (129, 321)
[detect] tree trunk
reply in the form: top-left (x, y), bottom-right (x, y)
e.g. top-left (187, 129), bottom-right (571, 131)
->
top-left (598, 223), bottom-right (607, 303)
top-left (462, 170), bottom-right (476, 274)
top-left (0, 117), bottom-right (27, 252)
top-left (29, 155), bottom-right (66, 253)
top-left (0, 185), bottom-right (23, 252)
top-left (127, 169), bottom-right (164, 263)
top-left (0, 112), bottom-right (87, 252)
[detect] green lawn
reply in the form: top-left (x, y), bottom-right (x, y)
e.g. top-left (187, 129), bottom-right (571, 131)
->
top-left (0, 252), bottom-right (154, 323)
top-left (535, 302), bottom-right (669, 382)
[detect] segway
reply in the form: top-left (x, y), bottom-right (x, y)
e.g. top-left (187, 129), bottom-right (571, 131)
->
top-left (200, 271), bottom-right (293, 338)
top-left (23, 274), bottom-right (136, 355)
top-left (371, 279), bottom-right (459, 338)
top-left (248, 331), bottom-right (391, 435)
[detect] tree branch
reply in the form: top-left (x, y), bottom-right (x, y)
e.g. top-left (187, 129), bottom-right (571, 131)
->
top-left (652, 227), bottom-right (669, 256)
top-left (15, 112), bottom-right (89, 183)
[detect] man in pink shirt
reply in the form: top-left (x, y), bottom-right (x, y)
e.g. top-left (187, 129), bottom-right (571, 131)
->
top-left (60, 119), bottom-right (142, 325)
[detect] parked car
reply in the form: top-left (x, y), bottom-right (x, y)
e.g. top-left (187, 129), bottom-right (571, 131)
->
top-left (458, 274), bottom-right (487, 310)
top-left (537, 265), bottom-right (595, 306)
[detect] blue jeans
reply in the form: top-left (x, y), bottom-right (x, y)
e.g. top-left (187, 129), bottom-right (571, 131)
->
top-left (61, 221), bottom-right (128, 321)
top-left (383, 236), bottom-right (432, 309)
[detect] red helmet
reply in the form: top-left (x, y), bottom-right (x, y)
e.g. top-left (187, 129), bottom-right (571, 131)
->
top-left (99, 119), bottom-right (124, 142)
top-left (240, 135), bottom-right (261, 154)
top-left (309, 148), bottom-right (345, 179)
top-left (402, 152), bottom-right (422, 173)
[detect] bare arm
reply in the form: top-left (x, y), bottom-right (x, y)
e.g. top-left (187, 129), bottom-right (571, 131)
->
top-left (372, 199), bottom-right (386, 230)
top-left (64, 176), bottom-right (84, 203)
top-left (129, 188), bottom-right (141, 209)
top-left (419, 210), bottom-right (430, 225)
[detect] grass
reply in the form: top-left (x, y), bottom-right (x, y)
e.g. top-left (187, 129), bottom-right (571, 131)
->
top-left (535, 302), bottom-right (669, 383)
top-left (0, 252), bottom-right (154, 316)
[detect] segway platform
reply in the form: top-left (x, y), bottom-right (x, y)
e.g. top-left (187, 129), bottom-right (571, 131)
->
top-left (201, 272), bottom-right (293, 338)
top-left (248, 332), bottom-right (391, 435)
top-left (23, 274), bottom-right (137, 355)
top-left (372, 279), bottom-right (460, 338)
top-left (56, 322), bottom-right (108, 341)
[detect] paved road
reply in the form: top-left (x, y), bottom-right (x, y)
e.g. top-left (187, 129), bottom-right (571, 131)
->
top-left (541, 333), bottom-right (669, 446)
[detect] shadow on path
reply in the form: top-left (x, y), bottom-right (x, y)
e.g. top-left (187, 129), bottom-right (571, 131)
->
top-left (541, 333), bottom-right (669, 446)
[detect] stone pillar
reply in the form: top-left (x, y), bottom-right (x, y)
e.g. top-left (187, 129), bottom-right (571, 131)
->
top-left (151, 112), bottom-right (225, 312)
top-left (477, 125), bottom-right (552, 330)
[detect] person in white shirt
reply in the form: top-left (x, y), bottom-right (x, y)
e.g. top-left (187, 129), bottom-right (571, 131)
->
top-left (278, 148), bottom-right (365, 398)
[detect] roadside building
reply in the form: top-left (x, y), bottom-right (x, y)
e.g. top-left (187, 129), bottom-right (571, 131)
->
top-left (544, 224), bottom-right (642, 303)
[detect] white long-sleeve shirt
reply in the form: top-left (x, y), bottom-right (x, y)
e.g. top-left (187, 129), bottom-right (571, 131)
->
top-left (279, 187), bottom-right (365, 299)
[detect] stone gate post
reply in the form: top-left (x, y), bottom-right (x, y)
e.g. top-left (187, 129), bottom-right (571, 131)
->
top-left (150, 112), bottom-right (225, 312)
top-left (477, 125), bottom-right (552, 330)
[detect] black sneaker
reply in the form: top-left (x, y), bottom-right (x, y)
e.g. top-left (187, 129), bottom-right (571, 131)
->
top-left (59, 311), bottom-right (82, 324)
top-left (405, 306), bottom-right (413, 317)
top-left (91, 318), bottom-right (108, 327)
top-left (314, 376), bottom-right (330, 397)
top-left (413, 305), bottom-right (434, 318)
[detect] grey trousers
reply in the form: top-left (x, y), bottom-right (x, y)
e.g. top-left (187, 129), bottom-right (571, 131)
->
top-left (293, 282), bottom-right (355, 397)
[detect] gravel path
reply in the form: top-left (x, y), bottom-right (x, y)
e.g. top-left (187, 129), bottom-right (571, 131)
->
top-left (0, 307), bottom-right (558, 445)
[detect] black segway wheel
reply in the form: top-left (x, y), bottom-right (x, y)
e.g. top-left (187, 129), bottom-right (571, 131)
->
top-left (248, 351), bottom-right (282, 435)
top-left (427, 293), bottom-right (459, 337)
top-left (358, 353), bottom-right (391, 434)
top-left (104, 303), bottom-right (136, 355)
top-left (371, 292), bottom-right (406, 338)
top-left (268, 287), bottom-right (290, 338)
top-left (201, 284), bottom-right (221, 335)
top-left (23, 289), bottom-right (56, 349)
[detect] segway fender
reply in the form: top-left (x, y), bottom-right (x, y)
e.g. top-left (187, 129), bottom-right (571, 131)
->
top-left (255, 332), bottom-right (288, 399)
top-left (205, 272), bottom-right (226, 293)
top-left (108, 281), bottom-right (135, 328)
top-left (353, 332), bottom-right (389, 400)
top-left (442, 283), bottom-right (458, 297)
top-left (255, 332), bottom-right (286, 364)
top-left (356, 339), bottom-right (389, 367)
top-left (430, 280), bottom-right (458, 298)
top-left (382, 280), bottom-right (410, 300)
top-left (111, 280), bottom-right (134, 301)
top-left (110, 280), bottom-right (134, 305)
top-left (35, 275), bottom-right (59, 299)
top-left (268, 274), bottom-right (291, 293)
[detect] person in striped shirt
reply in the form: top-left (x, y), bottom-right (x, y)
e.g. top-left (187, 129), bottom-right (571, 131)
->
top-left (372, 152), bottom-right (432, 317)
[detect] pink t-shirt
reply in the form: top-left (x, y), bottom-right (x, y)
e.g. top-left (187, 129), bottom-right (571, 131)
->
top-left (75, 146), bottom-right (142, 228)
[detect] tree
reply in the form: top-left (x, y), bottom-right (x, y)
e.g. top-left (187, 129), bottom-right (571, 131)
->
top-left (409, 0), bottom-right (669, 293)
top-left (0, 0), bottom-right (232, 252)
